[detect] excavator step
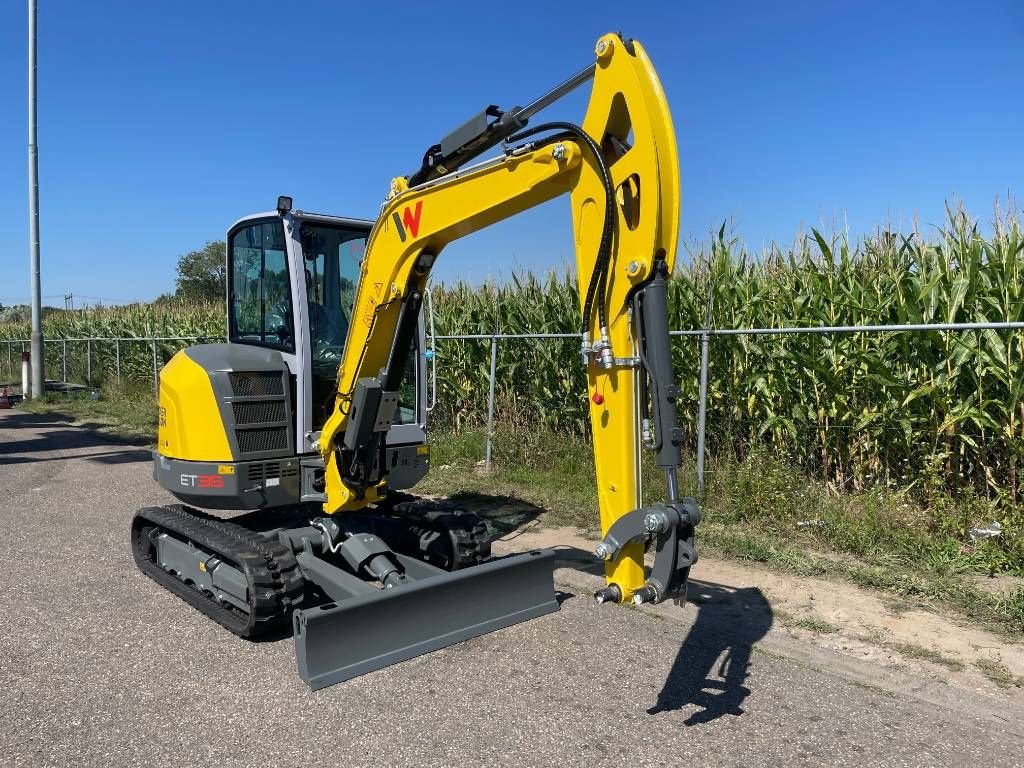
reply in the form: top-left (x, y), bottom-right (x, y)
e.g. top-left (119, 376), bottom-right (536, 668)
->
top-left (294, 549), bottom-right (558, 690)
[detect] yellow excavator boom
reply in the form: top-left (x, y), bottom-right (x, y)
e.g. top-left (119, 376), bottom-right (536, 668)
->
top-left (319, 33), bottom-right (698, 604)
top-left (133, 32), bottom-right (702, 690)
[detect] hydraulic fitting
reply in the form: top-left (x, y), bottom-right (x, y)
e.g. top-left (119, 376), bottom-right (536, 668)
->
top-left (580, 333), bottom-right (592, 366)
top-left (594, 584), bottom-right (622, 604)
top-left (641, 418), bottom-right (655, 449)
top-left (595, 328), bottom-right (615, 369)
top-left (631, 584), bottom-right (659, 605)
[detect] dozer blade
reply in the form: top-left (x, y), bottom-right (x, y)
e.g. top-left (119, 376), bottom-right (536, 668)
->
top-left (294, 549), bottom-right (558, 690)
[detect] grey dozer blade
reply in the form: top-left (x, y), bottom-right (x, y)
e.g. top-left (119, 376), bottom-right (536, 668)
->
top-left (294, 549), bottom-right (559, 690)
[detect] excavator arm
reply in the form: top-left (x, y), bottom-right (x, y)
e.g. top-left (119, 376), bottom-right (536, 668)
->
top-left (320, 33), bottom-right (700, 605)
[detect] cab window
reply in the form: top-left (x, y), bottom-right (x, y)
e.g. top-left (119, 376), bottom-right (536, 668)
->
top-left (301, 223), bottom-right (366, 428)
top-left (229, 220), bottom-right (294, 353)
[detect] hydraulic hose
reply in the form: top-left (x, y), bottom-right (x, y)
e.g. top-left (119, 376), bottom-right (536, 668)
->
top-left (506, 122), bottom-right (615, 337)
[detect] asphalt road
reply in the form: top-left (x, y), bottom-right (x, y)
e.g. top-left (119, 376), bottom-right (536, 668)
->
top-left (2, 408), bottom-right (1022, 768)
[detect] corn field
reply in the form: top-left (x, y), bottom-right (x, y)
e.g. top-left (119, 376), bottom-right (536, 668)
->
top-left (2, 206), bottom-right (1023, 513)
top-left (0, 301), bottom-right (223, 386)
top-left (434, 207), bottom-right (1023, 490)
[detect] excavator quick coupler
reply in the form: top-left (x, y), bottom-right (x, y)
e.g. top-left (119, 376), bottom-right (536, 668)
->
top-left (594, 498), bottom-right (701, 605)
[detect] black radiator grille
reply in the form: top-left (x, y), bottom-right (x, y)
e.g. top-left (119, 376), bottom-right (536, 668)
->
top-left (247, 461), bottom-right (299, 482)
top-left (229, 372), bottom-right (283, 397)
top-left (236, 427), bottom-right (289, 454)
top-left (233, 400), bottom-right (286, 425)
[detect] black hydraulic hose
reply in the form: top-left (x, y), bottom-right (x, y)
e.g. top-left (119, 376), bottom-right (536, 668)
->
top-left (506, 122), bottom-right (615, 336)
top-left (524, 129), bottom-right (610, 333)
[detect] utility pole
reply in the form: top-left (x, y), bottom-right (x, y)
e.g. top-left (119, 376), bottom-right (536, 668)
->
top-left (28, 0), bottom-right (44, 399)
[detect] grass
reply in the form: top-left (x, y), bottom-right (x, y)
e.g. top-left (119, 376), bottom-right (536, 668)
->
top-left (857, 633), bottom-right (966, 672)
top-left (425, 422), bottom-right (1024, 636)
top-left (974, 658), bottom-right (1024, 688)
top-left (701, 522), bottom-right (1024, 638)
top-left (775, 610), bottom-right (840, 635)
top-left (417, 424), bottom-right (599, 526)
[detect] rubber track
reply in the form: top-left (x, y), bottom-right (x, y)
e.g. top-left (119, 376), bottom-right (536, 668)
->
top-left (131, 505), bottom-right (304, 638)
top-left (390, 496), bottom-right (491, 569)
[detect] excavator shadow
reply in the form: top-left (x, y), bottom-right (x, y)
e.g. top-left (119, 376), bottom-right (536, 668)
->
top-left (445, 490), bottom-right (547, 541)
top-left (499, 540), bottom-right (771, 723)
top-left (648, 580), bottom-right (772, 725)
top-left (442, 491), bottom-right (772, 724)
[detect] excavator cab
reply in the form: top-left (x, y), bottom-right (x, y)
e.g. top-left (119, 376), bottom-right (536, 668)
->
top-left (226, 203), bottom-right (427, 470)
top-left (150, 204), bottom-right (430, 512)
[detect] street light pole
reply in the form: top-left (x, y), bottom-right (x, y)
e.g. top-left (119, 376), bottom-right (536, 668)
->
top-left (28, 0), bottom-right (44, 399)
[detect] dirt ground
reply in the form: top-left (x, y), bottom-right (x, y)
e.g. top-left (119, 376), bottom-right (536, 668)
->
top-left (490, 518), bottom-right (1024, 698)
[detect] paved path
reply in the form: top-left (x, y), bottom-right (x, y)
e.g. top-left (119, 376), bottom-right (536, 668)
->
top-left (1, 409), bottom-right (1021, 767)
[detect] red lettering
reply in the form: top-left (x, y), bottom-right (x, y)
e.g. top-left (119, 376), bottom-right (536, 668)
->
top-left (402, 201), bottom-right (423, 239)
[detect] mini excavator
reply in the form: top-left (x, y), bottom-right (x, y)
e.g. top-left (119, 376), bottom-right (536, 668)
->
top-left (132, 32), bottom-right (701, 689)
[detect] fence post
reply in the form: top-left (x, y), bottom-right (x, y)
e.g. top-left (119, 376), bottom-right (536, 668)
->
top-left (6, 342), bottom-right (11, 379)
top-left (115, 339), bottom-right (121, 385)
top-left (695, 286), bottom-right (713, 495)
top-left (152, 340), bottom-right (159, 395)
top-left (86, 339), bottom-right (91, 386)
top-left (485, 335), bottom-right (498, 472)
top-left (62, 339), bottom-right (67, 384)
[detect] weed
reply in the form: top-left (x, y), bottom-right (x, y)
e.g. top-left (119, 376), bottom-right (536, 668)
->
top-left (776, 609), bottom-right (839, 634)
top-left (861, 635), bottom-right (965, 672)
top-left (974, 658), bottom-right (1024, 688)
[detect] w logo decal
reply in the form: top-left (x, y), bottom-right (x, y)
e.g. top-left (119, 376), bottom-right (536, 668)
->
top-left (393, 201), bottom-right (423, 242)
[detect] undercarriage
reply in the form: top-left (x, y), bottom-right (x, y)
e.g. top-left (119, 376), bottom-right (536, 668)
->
top-left (131, 498), bottom-right (558, 689)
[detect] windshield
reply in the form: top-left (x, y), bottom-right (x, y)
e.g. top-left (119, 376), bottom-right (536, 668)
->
top-left (302, 223), bottom-right (363, 428)
top-left (300, 223), bottom-right (366, 360)
top-left (300, 221), bottom-right (418, 429)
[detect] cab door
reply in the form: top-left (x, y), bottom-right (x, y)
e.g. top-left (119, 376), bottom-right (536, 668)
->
top-left (289, 215), bottom-right (428, 460)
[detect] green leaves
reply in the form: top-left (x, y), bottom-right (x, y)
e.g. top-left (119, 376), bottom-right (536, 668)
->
top-left (426, 207), bottom-right (1024, 554)
top-left (0, 299), bottom-right (225, 385)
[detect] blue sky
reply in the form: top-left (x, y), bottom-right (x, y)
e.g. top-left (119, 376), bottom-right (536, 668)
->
top-left (1, 1), bottom-right (1021, 305)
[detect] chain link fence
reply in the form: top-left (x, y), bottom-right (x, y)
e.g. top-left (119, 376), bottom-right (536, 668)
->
top-left (7, 318), bottom-right (1024, 494)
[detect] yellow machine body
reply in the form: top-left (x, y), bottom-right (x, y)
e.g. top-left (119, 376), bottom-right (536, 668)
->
top-left (157, 350), bottom-right (233, 462)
